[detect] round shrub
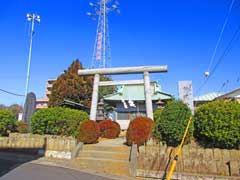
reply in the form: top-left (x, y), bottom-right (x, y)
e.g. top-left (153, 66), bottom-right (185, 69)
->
top-left (16, 121), bottom-right (28, 133)
top-left (194, 101), bottom-right (240, 149)
top-left (78, 120), bottom-right (100, 144)
top-left (126, 116), bottom-right (154, 146)
top-left (154, 100), bottom-right (192, 147)
top-left (0, 109), bottom-right (16, 136)
top-left (98, 120), bottom-right (120, 139)
top-left (31, 107), bottom-right (88, 137)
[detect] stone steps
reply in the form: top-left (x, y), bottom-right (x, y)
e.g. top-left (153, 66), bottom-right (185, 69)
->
top-left (75, 142), bottom-right (131, 177)
top-left (78, 150), bottom-right (129, 160)
top-left (82, 144), bottom-right (130, 153)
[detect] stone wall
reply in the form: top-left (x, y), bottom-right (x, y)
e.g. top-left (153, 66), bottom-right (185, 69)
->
top-left (0, 133), bottom-right (77, 159)
top-left (137, 143), bottom-right (240, 179)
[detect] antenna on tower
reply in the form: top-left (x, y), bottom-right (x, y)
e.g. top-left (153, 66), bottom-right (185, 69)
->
top-left (87, 0), bottom-right (120, 69)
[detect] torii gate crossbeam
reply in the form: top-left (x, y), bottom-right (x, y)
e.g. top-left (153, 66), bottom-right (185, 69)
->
top-left (78, 65), bottom-right (168, 120)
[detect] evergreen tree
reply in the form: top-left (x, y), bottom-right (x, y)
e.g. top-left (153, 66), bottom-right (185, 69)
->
top-left (99, 76), bottom-right (116, 99)
top-left (48, 59), bottom-right (115, 108)
top-left (48, 60), bottom-right (94, 107)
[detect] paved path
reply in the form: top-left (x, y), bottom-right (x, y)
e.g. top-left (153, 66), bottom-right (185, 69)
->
top-left (98, 137), bottom-right (126, 146)
top-left (0, 163), bottom-right (114, 180)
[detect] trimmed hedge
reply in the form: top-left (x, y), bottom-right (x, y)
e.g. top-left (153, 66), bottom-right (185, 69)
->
top-left (126, 116), bottom-right (154, 146)
top-left (16, 121), bottom-right (28, 133)
top-left (78, 120), bottom-right (100, 144)
top-left (194, 101), bottom-right (240, 149)
top-left (0, 109), bottom-right (17, 136)
top-left (31, 107), bottom-right (88, 137)
top-left (98, 120), bottom-right (120, 139)
top-left (154, 100), bottom-right (192, 147)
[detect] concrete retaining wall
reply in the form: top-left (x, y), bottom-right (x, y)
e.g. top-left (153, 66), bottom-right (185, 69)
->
top-left (0, 133), bottom-right (77, 159)
top-left (137, 143), bottom-right (240, 179)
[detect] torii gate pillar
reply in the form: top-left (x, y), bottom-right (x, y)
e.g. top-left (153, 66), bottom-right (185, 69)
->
top-left (144, 71), bottom-right (153, 119)
top-left (90, 74), bottom-right (100, 120)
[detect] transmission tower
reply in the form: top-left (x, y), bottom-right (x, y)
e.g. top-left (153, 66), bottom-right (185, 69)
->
top-left (87, 0), bottom-right (120, 69)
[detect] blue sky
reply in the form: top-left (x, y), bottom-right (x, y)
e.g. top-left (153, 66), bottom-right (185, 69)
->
top-left (0, 0), bottom-right (240, 106)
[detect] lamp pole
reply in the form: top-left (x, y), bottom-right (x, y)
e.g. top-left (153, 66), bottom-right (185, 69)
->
top-left (25, 13), bottom-right (40, 97)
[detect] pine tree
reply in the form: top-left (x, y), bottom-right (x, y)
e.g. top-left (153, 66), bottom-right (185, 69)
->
top-left (48, 60), bottom-right (94, 107)
top-left (99, 75), bottom-right (116, 99)
top-left (48, 60), bottom-right (115, 108)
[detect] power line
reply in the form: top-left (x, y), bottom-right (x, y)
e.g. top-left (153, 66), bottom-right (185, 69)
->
top-left (206, 0), bottom-right (236, 75)
top-left (0, 88), bottom-right (25, 97)
top-left (196, 24), bottom-right (240, 94)
top-left (218, 80), bottom-right (229, 92)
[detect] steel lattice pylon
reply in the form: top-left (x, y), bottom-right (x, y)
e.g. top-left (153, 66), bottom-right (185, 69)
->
top-left (87, 0), bottom-right (120, 69)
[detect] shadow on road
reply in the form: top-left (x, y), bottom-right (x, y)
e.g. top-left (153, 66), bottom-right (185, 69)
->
top-left (0, 139), bottom-right (46, 177)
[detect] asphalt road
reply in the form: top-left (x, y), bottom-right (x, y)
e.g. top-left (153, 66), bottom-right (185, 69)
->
top-left (0, 163), bottom-right (114, 180)
top-left (0, 159), bottom-right (20, 177)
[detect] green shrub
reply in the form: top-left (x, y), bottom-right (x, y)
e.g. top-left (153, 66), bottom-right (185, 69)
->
top-left (78, 120), bottom-right (100, 144)
top-left (194, 101), bottom-right (240, 149)
top-left (0, 109), bottom-right (17, 136)
top-left (154, 100), bottom-right (192, 147)
top-left (31, 107), bottom-right (88, 137)
top-left (16, 121), bottom-right (28, 133)
top-left (154, 108), bottom-right (163, 121)
top-left (126, 116), bottom-right (154, 146)
top-left (98, 120), bottom-right (121, 139)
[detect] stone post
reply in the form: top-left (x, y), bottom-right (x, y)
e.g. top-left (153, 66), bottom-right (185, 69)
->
top-left (90, 74), bottom-right (100, 120)
top-left (144, 71), bottom-right (153, 119)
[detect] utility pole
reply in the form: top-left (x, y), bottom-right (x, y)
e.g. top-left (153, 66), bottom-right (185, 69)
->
top-left (25, 13), bottom-right (40, 97)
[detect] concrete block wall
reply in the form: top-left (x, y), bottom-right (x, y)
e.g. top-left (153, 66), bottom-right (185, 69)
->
top-left (137, 143), bottom-right (240, 178)
top-left (0, 133), bottom-right (77, 159)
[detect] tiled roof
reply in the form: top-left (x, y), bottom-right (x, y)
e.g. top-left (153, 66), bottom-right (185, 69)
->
top-left (104, 82), bottom-right (172, 101)
top-left (194, 92), bottom-right (223, 101)
top-left (215, 88), bottom-right (240, 100)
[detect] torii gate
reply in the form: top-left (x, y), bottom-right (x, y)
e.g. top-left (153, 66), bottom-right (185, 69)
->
top-left (78, 65), bottom-right (168, 120)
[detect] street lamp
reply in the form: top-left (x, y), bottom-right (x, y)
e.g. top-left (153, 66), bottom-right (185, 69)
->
top-left (25, 13), bottom-right (40, 97)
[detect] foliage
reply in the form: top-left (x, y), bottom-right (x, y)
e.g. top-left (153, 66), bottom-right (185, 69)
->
top-left (48, 60), bottom-right (94, 107)
top-left (154, 100), bottom-right (192, 147)
top-left (48, 60), bottom-right (115, 108)
top-left (99, 76), bottom-right (116, 100)
top-left (153, 108), bottom-right (163, 121)
top-left (78, 120), bottom-right (100, 144)
top-left (0, 104), bottom-right (7, 110)
top-left (0, 109), bottom-right (17, 136)
top-left (98, 120), bottom-right (120, 139)
top-left (8, 104), bottom-right (23, 118)
top-left (194, 101), bottom-right (240, 149)
top-left (16, 121), bottom-right (28, 133)
top-left (31, 107), bottom-right (88, 137)
top-left (126, 116), bottom-right (154, 146)
top-left (0, 104), bottom-right (23, 119)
